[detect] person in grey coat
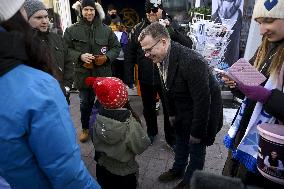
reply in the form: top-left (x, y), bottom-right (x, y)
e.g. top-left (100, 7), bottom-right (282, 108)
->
top-left (138, 22), bottom-right (222, 189)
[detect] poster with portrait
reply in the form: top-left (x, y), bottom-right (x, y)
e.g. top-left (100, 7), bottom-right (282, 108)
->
top-left (258, 135), bottom-right (284, 184)
top-left (211, 0), bottom-right (244, 68)
top-left (239, 0), bottom-right (256, 57)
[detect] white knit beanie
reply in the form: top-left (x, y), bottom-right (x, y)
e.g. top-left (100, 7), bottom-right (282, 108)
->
top-left (0, 0), bottom-right (25, 22)
top-left (252, 0), bottom-right (284, 20)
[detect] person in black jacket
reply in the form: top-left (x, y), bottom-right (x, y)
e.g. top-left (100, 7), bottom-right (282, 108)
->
top-left (103, 4), bottom-right (117, 26)
top-left (24, 0), bottom-right (74, 104)
top-left (124, 0), bottom-right (192, 147)
top-left (138, 22), bottom-right (222, 189)
top-left (221, 1), bottom-right (284, 189)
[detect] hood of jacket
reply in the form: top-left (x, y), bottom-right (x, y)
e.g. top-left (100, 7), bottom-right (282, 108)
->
top-left (72, 1), bottom-right (105, 21)
top-left (94, 112), bottom-right (131, 145)
top-left (0, 27), bottom-right (27, 76)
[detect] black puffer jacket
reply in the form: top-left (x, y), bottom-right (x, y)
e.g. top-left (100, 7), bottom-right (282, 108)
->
top-left (124, 19), bottom-right (160, 86)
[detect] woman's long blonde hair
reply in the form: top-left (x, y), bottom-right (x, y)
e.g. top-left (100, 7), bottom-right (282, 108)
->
top-left (254, 37), bottom-right (284, 77)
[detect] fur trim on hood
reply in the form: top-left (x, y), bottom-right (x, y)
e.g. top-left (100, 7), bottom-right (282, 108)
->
top-left (72, 1), bottom-right (105, 20)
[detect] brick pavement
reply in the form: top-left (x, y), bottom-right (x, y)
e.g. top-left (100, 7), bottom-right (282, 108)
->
top-left (69, 93), bottom-right (235, 189)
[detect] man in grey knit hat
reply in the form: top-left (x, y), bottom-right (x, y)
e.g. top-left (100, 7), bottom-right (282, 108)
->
top-left (24, 0), bottom-right (74, 104)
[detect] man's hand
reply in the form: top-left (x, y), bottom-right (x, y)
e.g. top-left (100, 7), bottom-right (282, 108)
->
top-left (81, 53), bottom-right (95, 69)
top-left (189, 135), bottom-right (201, 144)
top-left (94, 55), bottom-right (108, 66)
top-left (81, 53), bottom-right (95, 63)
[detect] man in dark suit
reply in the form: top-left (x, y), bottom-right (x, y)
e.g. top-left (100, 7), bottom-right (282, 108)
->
top-left (138, 22), bottom-right (222, 189)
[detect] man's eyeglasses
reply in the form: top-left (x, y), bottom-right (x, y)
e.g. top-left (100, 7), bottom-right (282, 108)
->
top-left (146, 7), bottom-right (159, 14)
top-left (143, 40), bottom-right (161, 54)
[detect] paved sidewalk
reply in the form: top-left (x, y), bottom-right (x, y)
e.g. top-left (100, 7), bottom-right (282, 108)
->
top-left (69, 94), bottom-right (236, 189)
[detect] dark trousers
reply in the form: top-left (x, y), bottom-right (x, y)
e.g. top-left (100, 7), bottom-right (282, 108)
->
top-left (172, 127), bottom-right (206, 184)
top-left (79, 89), bottom-right (95, 130)
top-left (111, 59), bottom-right (124, 81)
top-left (96, 164), bottom-right (137, 189)
top-left (139, 82), bottom-right (175, 146)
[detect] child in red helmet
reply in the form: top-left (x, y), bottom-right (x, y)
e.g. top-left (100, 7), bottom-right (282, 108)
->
top-left (86, 77), bottom-right (151, 189)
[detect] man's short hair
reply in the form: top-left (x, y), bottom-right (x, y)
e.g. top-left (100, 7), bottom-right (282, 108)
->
top-left (138, 22), bottom-right (170, 42)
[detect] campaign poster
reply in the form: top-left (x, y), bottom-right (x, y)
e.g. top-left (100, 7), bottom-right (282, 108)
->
top-left (211, 0), bottom-right (244, 67)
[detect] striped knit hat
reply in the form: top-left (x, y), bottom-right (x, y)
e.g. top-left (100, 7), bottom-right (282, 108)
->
top-left (252, 0), bottom-right (284, 20)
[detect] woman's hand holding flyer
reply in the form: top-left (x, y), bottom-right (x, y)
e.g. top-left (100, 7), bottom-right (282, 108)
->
top-left (216, 58), bottom-right (266, 87)
top-left (226, 58), bottom-right (266, 86)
